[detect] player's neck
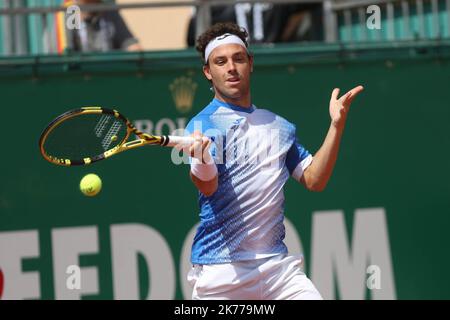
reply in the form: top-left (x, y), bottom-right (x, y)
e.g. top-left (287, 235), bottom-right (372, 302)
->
top-left (214, 94), bottom-right (252, 109)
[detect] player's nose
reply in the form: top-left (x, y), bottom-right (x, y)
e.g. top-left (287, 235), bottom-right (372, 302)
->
top-left (226, 60), bottom-right (237, 72)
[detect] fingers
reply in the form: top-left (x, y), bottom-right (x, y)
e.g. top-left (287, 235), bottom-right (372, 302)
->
top-left (332, 85), bottom-right (364, 99)
top-left (202, 137), bottom-right (211, 150)
top-left (331, 88), bottom-right (340, 102)
top-left (351, 85), bottom-right (364, 95)
top-left (336, 85), bottom-right (364, 104)
top-left (346, 85), bottom-right (364, 105)
top-left (349, 85), bottom-right (364, 100)
top-left (190, 131), bottom-right (202, 158)
top-left (189, 131), bottom-right (211, 163)
top-left (193, 131), bottom-right (210, 149)
top-left (193, 130), bottom-right (202, 141)
top-left (342, 91), bottom-right (352, 103)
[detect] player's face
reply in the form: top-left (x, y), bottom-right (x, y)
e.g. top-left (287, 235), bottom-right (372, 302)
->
top-left (203, 44), bottom-right (253, 105)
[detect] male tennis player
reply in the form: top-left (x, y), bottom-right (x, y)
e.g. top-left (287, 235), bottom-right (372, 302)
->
top-left (184, 22), bottom-right (364, 300)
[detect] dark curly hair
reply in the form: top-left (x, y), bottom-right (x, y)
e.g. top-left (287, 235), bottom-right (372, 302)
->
top-left (196, 22), bottom-right (249, 64)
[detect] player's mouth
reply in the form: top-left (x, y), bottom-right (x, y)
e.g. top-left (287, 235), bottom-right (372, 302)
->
top-left (226, 77), bottom-right (241, 84)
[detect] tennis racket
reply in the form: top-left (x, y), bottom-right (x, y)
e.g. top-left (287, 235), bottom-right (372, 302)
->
top-left (39, 107), bottom-right (197, 166)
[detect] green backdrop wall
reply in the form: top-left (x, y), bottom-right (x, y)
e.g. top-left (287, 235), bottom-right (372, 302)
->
top-left (1, 41), bottom-right (449, 299)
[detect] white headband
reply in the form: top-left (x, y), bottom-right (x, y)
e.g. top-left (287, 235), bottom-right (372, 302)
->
top-left (204, 33), bottom-right (248, 64)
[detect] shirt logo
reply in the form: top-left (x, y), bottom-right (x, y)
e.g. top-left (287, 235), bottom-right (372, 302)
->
top-left (230, 118), bottom-right (244, 130)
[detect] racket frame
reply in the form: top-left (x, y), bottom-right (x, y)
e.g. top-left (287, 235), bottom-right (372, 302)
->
top-left (39, 107), bottom-right (179, 167)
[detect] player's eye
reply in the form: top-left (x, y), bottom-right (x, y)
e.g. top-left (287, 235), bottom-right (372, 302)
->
top-left (233, 54), bottom-right (245, 63)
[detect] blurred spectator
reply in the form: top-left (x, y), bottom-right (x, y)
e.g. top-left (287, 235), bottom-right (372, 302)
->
top-left (277, 4), bottom-right (323, 42)
top-left (67, 0), bottom-right (142, 52)
top-left (187, 3), bottom-right (323, 46)
top-left (187, 6), bottom-right (236, 47)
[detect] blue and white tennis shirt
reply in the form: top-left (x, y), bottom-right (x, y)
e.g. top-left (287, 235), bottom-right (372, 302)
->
top-left (185, 98), bottom-right (313, 264)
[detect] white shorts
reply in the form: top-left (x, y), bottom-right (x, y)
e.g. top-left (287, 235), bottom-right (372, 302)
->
top-left (187, 254), bottom-right (323, 300)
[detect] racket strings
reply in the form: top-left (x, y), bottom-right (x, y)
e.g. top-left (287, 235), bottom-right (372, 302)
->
top-left (101, 119), bottom-right (123, 150)
top-left (94, 114), bottom-right (111, 138)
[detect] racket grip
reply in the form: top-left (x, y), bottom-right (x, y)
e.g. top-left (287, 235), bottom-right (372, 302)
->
top-left (165, 135), bottom-right (209, 148)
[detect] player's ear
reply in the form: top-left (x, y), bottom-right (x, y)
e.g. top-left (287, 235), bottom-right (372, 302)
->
top-left (203, 64), bottom-right (212, 81)
top-left (249, 54), bottom-right (254, 73)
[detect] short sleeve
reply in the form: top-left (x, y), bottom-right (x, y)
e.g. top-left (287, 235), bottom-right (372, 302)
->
top-left (285, 137), bottom-right (313, 181)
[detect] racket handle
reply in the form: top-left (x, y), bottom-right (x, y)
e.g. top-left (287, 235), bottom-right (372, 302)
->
top-left (165, 135), bottom-right (209, 148)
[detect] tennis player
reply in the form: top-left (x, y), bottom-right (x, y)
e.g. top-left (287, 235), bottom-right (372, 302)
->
top-left (184, 22), bottom-right (364, 300)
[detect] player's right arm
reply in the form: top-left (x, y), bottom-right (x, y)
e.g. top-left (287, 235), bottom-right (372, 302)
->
top-left (190, 172), bottom-right (218, 197)
top-left (188, 131), bottom-right (218, 197)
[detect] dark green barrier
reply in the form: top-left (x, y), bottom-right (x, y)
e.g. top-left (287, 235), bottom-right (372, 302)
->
top-left (1, 41), bottom-right (450, 299)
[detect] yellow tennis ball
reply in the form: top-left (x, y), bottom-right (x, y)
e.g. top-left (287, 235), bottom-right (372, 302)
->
top-left (80, 173), bottom-right (102, 197)
top-left (111, 135), bottom-right (117, 142)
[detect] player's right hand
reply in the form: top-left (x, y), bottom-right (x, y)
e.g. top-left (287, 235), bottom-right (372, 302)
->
top-left (189, 131), bottom-right (213, 164)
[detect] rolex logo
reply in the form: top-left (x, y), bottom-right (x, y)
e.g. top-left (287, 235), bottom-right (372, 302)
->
top-left (169, 76), bottom-right (197, 113)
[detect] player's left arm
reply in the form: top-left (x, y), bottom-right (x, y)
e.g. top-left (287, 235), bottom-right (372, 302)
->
top-left (300, 85), bottom-right (364, 192)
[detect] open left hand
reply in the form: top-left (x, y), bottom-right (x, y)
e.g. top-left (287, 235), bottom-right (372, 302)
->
top-left (329, 85), bottom-right (364, 129)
